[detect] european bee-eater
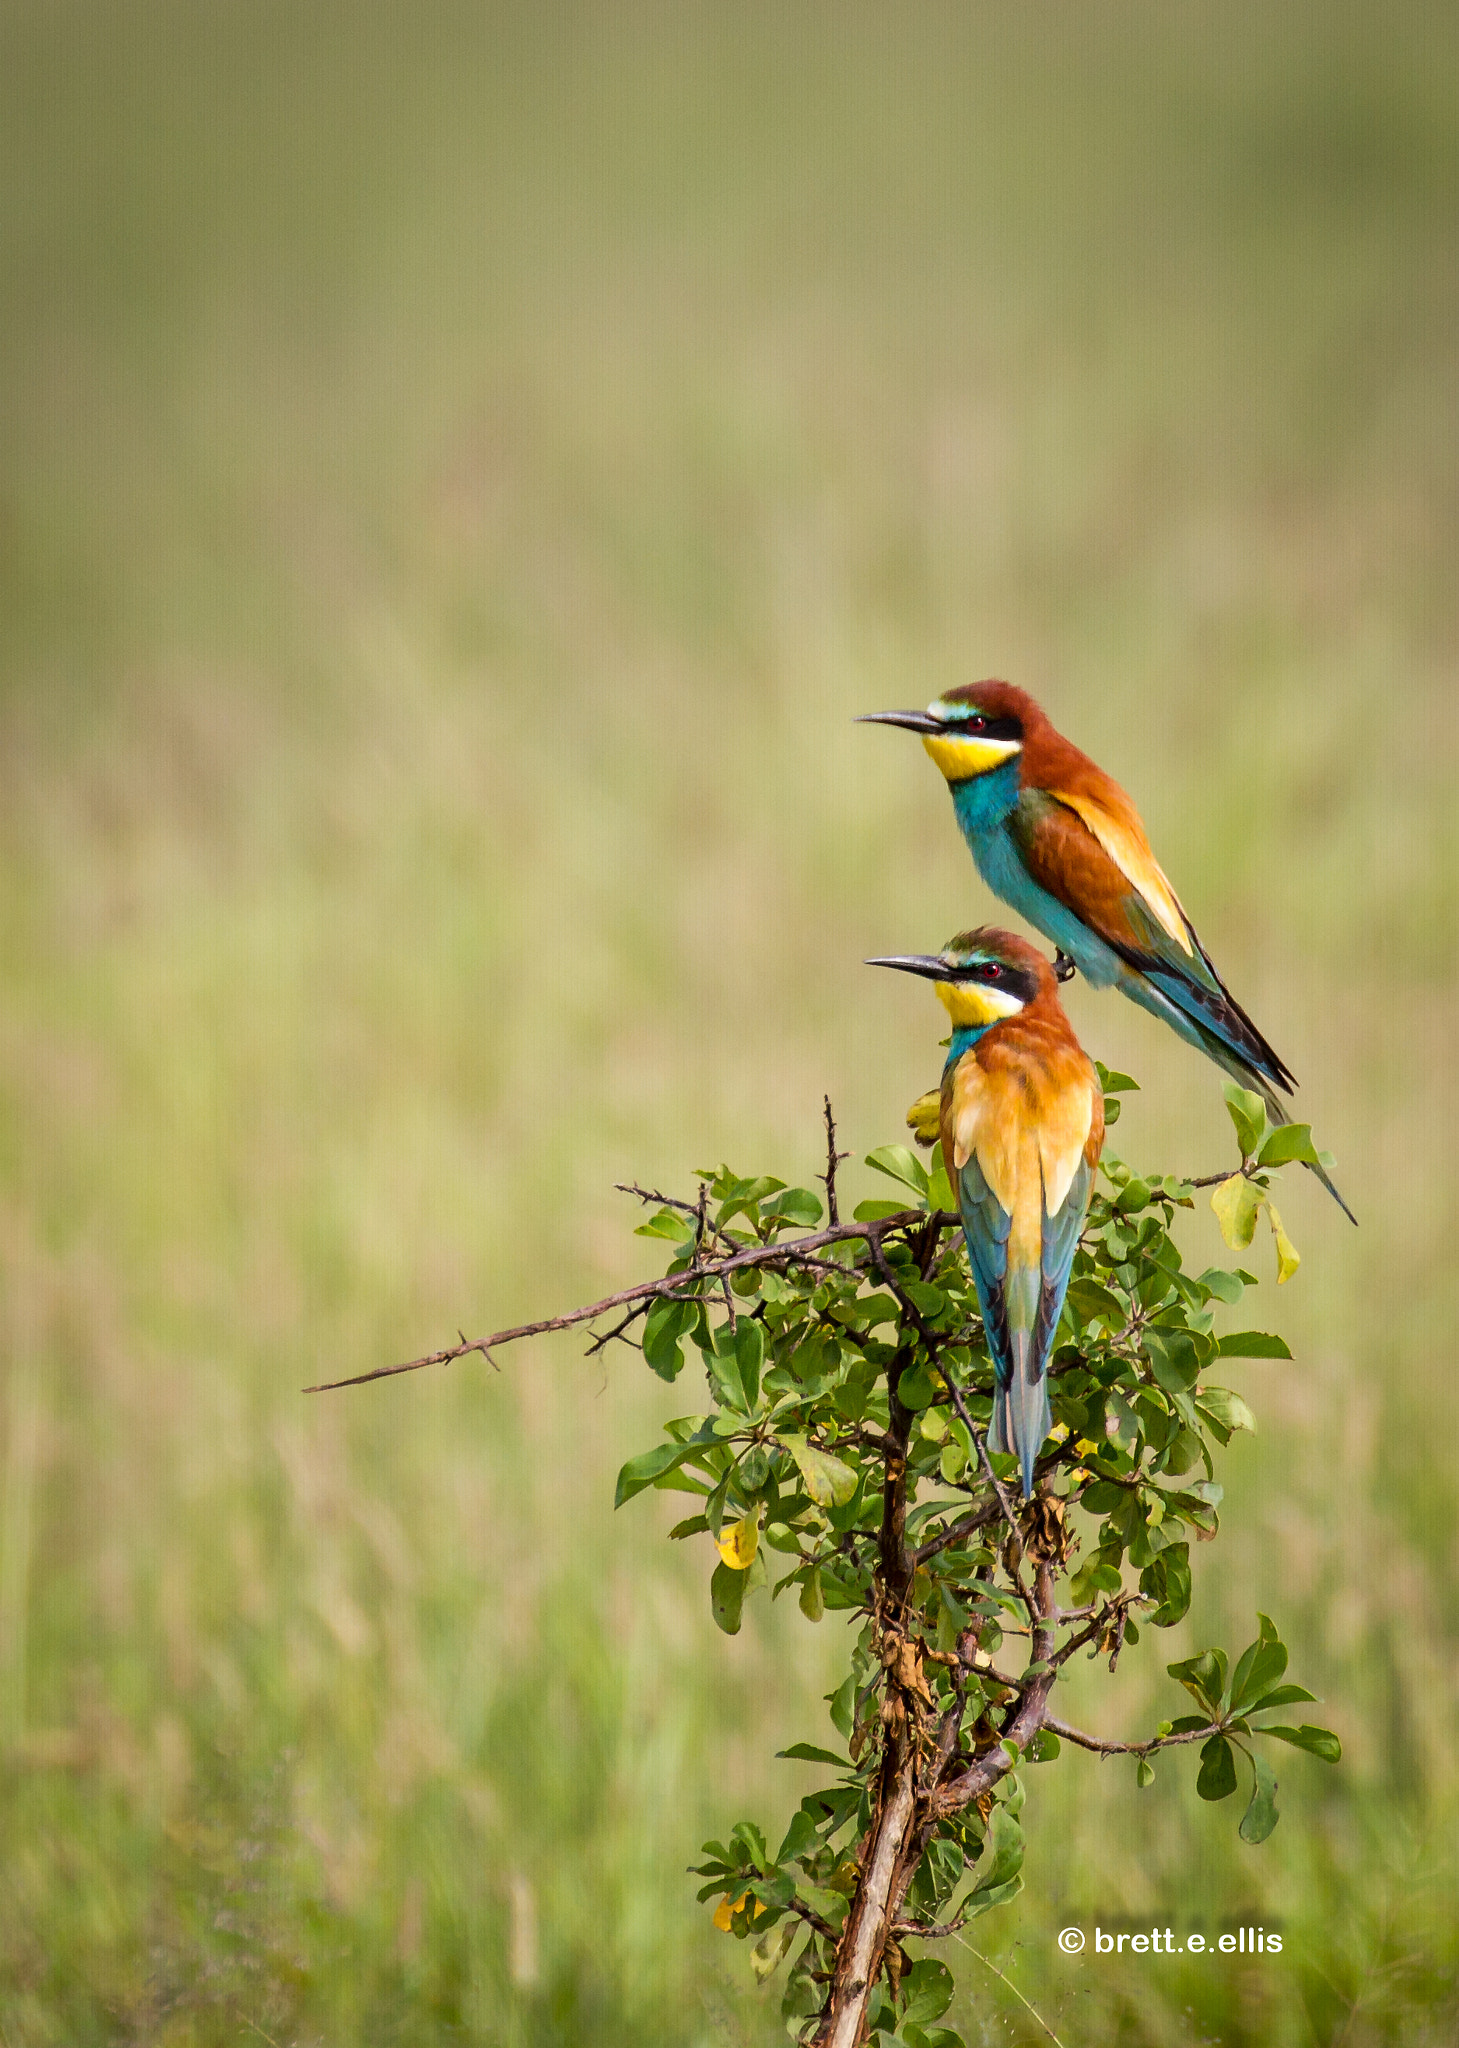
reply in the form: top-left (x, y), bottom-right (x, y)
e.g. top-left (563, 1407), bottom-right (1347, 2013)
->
top-left (862, 681), bottom-right (1353, 1221)
top-left (868, 929), bottom-right (1104, 1498)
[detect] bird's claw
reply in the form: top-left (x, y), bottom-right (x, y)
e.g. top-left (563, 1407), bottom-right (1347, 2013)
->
top-left (1053, 950), bottom-right (1077, 984)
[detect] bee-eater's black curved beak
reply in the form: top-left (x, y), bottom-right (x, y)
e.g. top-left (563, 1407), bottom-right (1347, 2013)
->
top-left (865, 955), bottom-right (949, 980)
top-left (857, 710), bottom-right (945, 735)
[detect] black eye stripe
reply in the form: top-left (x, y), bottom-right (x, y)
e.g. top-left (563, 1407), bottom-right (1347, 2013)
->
top-left (939, 710), bottom-right (1024, 743)
top-left (944, 960), bottom-right (1038, 1004)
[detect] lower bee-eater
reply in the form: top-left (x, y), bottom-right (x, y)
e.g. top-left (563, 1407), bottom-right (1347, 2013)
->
top-left (861, 680), bottom-right (1352, 1222)
top-left (869, 929), bottom-right (1104, 1498)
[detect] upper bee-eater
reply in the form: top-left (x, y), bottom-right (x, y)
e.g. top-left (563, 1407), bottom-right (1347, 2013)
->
top-left (862, 681), bottom-right (1353, 1221)
top-left (868, 928), bottom-right (1104, 1498)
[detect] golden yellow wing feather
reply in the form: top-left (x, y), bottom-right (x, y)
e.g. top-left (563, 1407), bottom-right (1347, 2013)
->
top-left (1051, 788), bottom-right (1193, 957)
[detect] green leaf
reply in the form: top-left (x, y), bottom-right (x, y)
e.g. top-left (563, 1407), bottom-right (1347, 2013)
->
top-left (1169, 1647), bottom-right (1227, 1716)
top-left (1222, 1082), bottom-right (1269, 1160)
top-left (1066, 1276), bottom-right (1124, 1332)
top-left (763, 1187), bottom-right (823, 1228)
top-left (1141, 1543), bottom-right (1192, 1627)
top-left (735, 1320), bottom-right (764, 1410)
top-left (1257, 1122), bottom-right (1322, 1168)
top-left (1196, 1266), bottom-right (1249, 1305)
top-left (1216, 1331), bottom-right (1292, 1359)
top-left (1096, 1064), bottom-right (1140, 1094)
top-left (1211, 1175), bottom-right (1264, 1250)
top-left (971, 1583), bottom-right (1033, 1622)
top-left (634, 1207), bottom-right (695, 1241)
top-left (1136, 1757), bottom-right (1155, 1789)
top-left (1144, 1327), bottom-right (1202, 1393)
top-left (642, 1296), bottom-right (697, 1379)
top-left (1246, 1683), bottom-right (1317, 1712)
top-left (1115, 1177), bottom-right (1153, 1214)
top-left (798, 1570), bottom-right (825, 1622)
top-left (783, 1435), bottom-right (858, 1508)
top-left (1196, 1387), bottom-right (1257, 1438)
top-left (1259, 1724), bottom-right (1342, 1763)
top-left (968, 1803), bottom-right (1024, 1896)
top-left (777, 1742), bottom-right (851, 1769)
top-left (896, 1363), bottom-right (940, 1410)
top-left (900, 1959), bottom-right (955, 2027)
top-left (1229, 1628), bottom-right (1288, 1714)
top-left (1240, 1746), bottom-right (1280, 1843)
top-left (614, 1439), bottom-right (699, 1508)
top-left (962, 1875), bottom-right (1023, 1920)
top-left (777, 1807), bottom-right (821, 1864)
top-left (707, 1341), bottom-right (748, 1414)
top-left (710, 1560), bottom-right (747, 1635)
top-left (1197, 1735), bottom-right (1238, 1801)
top-left (828, 1674), bottom-right (857, 1741)
top-left (865, 1146), bottom-right (930, 1199)
top-left (852, 1198), bottom-right (911, 1222)
top-left (1104, 1391), bottom-right (1140, 1455)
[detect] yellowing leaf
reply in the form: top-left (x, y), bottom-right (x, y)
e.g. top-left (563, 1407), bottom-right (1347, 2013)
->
top-left (784, 1435), bottom-right (858, 1508)
top-left (904, 1089), bottom-right (942, 1148)
top-left (713, 1890), bottom-right (763, 1931)
top-left (1266, 1199), bottom-right (1300, 1284)
top-left (1211, 1174), bottom-right (1263, 1250)
top-left (716, 1511), bottom-right (759, 1570)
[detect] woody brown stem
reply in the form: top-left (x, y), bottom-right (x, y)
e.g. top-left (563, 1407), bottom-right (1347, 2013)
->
top-left (814, 1710), bottom-right (920, 2048)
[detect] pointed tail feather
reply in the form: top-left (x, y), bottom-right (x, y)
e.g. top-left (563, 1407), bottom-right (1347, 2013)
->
top-left (1263, 1096), bottom-right (1357, 1226)
top-left (1142, 960), bottom-right (1296, 1097)
top-left (1119, 963), bottom-right (1356, 1224)
top-left (988, 1331), bottom-right (1051, 1499)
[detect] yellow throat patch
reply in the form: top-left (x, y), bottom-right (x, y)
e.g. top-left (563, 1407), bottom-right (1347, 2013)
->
top-left (921, 730), bottom-right (1021, 783)
top-left (934, 979), bottom-right (1027, 1029)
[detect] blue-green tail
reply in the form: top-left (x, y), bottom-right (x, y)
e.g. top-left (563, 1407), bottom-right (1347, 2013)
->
top-left (987, 1330), bottom-right (1049, 1499)
top-left (1119, 963), bottom-right (1356, 1224)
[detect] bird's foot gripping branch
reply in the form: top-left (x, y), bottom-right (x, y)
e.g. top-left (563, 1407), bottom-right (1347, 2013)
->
top-left (314, 1079), bottom-right (1340, 2048)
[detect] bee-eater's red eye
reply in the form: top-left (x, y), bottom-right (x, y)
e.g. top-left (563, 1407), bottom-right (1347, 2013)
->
top-left (985, 964), bottom-right (1002, 978)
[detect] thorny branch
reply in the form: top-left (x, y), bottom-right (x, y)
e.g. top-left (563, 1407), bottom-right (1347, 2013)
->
top-left (303, 1206), bottom-right (957, 1393)
top-left (820, 1096), bottom-right (849, 1229)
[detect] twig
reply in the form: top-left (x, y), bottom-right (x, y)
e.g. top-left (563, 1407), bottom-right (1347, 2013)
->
top-left (866, 1233), bottom-right (942, 1357)
top-left (584, 1308), bottom-right (643, 1358)
top-left (944, 1383), bottom-right (1024, 1559)
top-left (304, 1209), bottom-right (953, 1393)
top-left (1044, 1712), bottom-right (1222, 1757)
top-left (821, 1096), bottom-right (849, 1228)
top-left (910, 1499), bottom-right (1003, 1568)
top-left (615, 1182), bottom-right (701, 1217)
top-left (1051, 1592), bottom-right (1151, 1669)
top-left (890, 1910), bottom-right (969, 1939)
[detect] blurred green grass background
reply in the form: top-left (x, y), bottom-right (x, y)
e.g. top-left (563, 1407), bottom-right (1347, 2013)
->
top-left (0, 2), bottom-right (1456, 2041)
